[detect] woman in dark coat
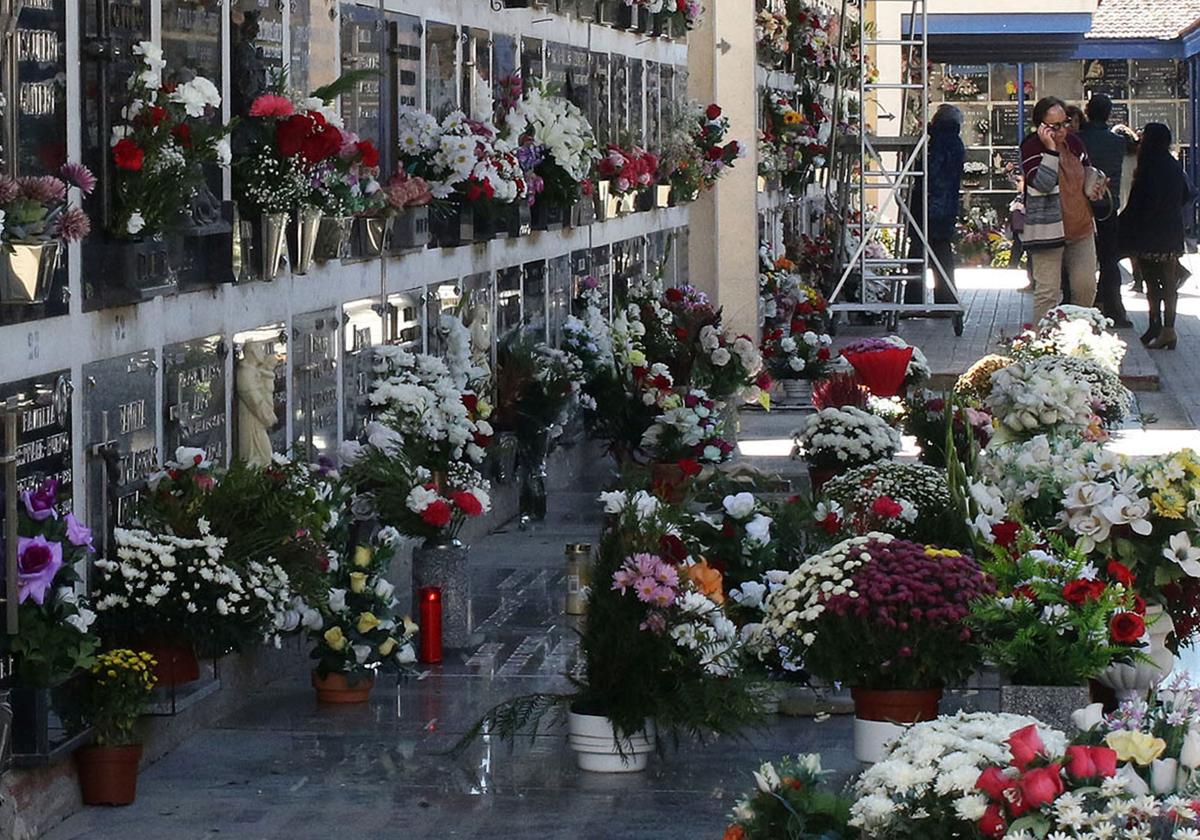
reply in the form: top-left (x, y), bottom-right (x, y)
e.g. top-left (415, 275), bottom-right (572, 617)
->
top-left (1120, 123), bottom-right (1195, 349)
top-left (905, 104), bottom-right (964, 305)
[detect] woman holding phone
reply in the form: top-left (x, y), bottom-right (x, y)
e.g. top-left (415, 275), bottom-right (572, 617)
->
top-left (1019, 96), bottom-right (1101, 321)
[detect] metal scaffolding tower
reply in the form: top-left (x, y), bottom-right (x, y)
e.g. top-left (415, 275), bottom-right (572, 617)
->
top-left (827, 0), bottom-right (964, 336)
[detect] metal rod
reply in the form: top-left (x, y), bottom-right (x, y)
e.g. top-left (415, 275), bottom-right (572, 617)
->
top-left (3, 397), bottom-right (20, 635)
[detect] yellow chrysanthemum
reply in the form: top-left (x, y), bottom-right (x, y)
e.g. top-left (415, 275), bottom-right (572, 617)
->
top-left (1152, 491), bottom-right (1187, 519)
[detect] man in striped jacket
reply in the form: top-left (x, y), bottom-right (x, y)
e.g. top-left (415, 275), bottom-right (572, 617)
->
top-left (1020, 96), bottom-right (1099, 322)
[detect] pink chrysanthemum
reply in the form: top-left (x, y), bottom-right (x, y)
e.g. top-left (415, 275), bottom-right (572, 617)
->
top-left (19, 175), bottom-right (66, 205)
top-left (60, 162), bottom-right (96, 197)
top-left (0, 176), bottom-right (21, 204)
top-left (249, 93), bottom-right (294, 118)
top-left (54, 206), bottom-right (91, 242)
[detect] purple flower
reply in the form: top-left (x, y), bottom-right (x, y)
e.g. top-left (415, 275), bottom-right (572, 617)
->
top-left (17, 534), bottom-right (63, 605)
top-left (64, 513), bottom-right (94, 551)
top-left (54, 206), bottom-right (91, 242)
top-left (60, 162), bottom-right (97, 196)
top-left (22, 479), bottom-right (58, 521)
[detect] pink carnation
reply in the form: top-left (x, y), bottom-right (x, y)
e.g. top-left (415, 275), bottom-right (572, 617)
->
top-left (249, 94), bottom-right (295, 118)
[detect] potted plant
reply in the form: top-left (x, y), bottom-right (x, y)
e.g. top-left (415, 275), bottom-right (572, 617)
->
top-left (74, 649), bottom-right (157, 806)
top-left (757, 534), bottom-right (993, 762)
top-left (100, 40), bottom-right (229, 296)
top-left (0, 164), bottom-right (93, 305)
top-left (817, 460), bottom-right (966, 546)
top-left (1, 479), bottom-right (100, 759)
top-left (307, 537), bottom-right (417, 703)
top-left (640, 387), bottom-right (733, 502)
top-left (970, 529), bottom-right (1146, 731)
top-left (463, 489), bottom-right (765, 772)
top-left (760, 326), bottom-right (832, 406)
top-left (792, 406), bottom-right (901, 494)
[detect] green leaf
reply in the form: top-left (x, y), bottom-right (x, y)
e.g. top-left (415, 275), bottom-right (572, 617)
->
top-left (310, 69), bottom-right (379, 104)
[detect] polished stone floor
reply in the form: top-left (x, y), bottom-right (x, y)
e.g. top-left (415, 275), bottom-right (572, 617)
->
top-left (45, 477), bottom-right (858, 840)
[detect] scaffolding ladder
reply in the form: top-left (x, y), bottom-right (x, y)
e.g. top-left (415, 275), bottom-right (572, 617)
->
top-left (827, 0), bottom-right (964, 336)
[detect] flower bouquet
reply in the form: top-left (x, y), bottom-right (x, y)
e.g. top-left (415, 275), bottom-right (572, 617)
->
top-left (818, 460), bottom-right (961, 545)
top-left (904, 389), bottom-right (993, 468)
top-left (760, 326), bottom-right (832, 383)
top-left (0, 164), bottom-right (93, 304)
top-left (307, 536), bottom-right (417, 702)
top-left (74, 649), bottom-right (158, 805)
top-left (792, 406), bottom-right (900, 492)
top-left (724, 754), bottom-right (853, 840)
top-left (693, 324), bottom-right (768, 406)
top-left (755, 8), bottom-right (791, 67)
top-left (756, 535), bottom-right (991, 761)
top-left (837, 336), bottom-right (921, 397)
top-left (954, 353), bottom-right (1013, 403)
top-left (595, 143), bottom-right (658, 213)
top-left (1009, 305), bottom-right (1126, 374)
top-left (683, 491), bottom-right (775, 591)
top-left (1, 479), bottom-right (99, 692)
top-left (660, 102), bottom-right (743, 204)
top-left (985, 357), bottom-right (1097, 444)
top-left (641, 387), bottom-right (734, 498)
top-left (758, 90), bottom-right (830, 192)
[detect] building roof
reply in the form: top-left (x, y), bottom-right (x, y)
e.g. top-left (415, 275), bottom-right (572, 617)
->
top-left (1086, 0), bottom-right (1200, 40)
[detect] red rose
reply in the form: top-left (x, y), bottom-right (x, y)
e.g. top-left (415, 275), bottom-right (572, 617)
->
top-left (275, 113), bottom-right (311, 157)
top-left (1064, 745), bottom-right (1097, 780)
top-left (665, 287), bottom-right (684, 303)
top-left (462, 393), bottom-right (479, 413)
top-left (651, 374), bottom-right (672, 390)
top-left (1089, 746), bottom-right (1117, 777)
top-left (706, 104), bottom-right (722, 120)
top-left (356, 140), bottom-right (380, 168)
top-left (990, 520), bottom-right (1021, 548)
top-left (678, 458), bottom-right (702, 477)
top-left (1007, 724), bottom-right (1045, 772)
top-left (870, 495), bottom-right (904, 519)
top-left (1110, 611), bottom-right (1146, 644)
top-left (705, 146), bottom-right (725, 161)
top-left (818, 512), bottom-right (840, 535)
top-left (817, 347), bottom-right (831, 361)
top-left (1062, 579), bottom-right (1104, 605)
top-left (1016, 764), bottom-right (1064, 812)
top-left (473, 431), bottom-right (492, 448)
top-left (300, 123), bottom-right (342, 162)
top-left (451, 491), bottom-right (483, 517)
top-left (420, 499), bottom-right (453, 528)
top-left (112, 138), bottom-right (144, 171)
top-left (674, 326), bottom-right (689, 340)
top-left (173, 122), bottom-right (192, 148)
top-left (978, 803), bottom-right (1006, 838)
top-left (147, 105), bottom-right (168, 126)
top-left (1107, 559), bottom-right (1135, 588)
top-left (756, 371), bottom-right (773, 390)
top-left (976, 766), bottom-right (1013, 801)
top-left (659, 533), bottom-right (688, 563)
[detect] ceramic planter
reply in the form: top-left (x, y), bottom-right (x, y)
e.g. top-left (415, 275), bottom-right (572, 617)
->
top-left (388, 206), bottom-right (431, 253)
top-left (999, 684), bottom-right (1090, 734)
top-left (76, 744), bottom-right (143, 806)
top-left (313, 216), bottom-right (352, 262)
top-left (412, 539), bottom-right (472, 648)
top-left (0, 240), bottom-right (60, 305)
top-left (567, 711), bottom-right (655, 773)
top-left (288, 206), bottom-right (322, 275)
top-left (851, 687), bottom-right (942, 763)
top-left (349, 216), bottom-right (389, 259)
top-left (312, 671), bottom-right (376, 704)
top-left (1096, 605), bottom-right (1175, 702)
top-left (779, 378), bottom-right (814, 408)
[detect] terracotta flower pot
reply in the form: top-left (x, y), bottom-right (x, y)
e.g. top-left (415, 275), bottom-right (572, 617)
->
top-left (312, 671), bottom-right (376, 704)
top-left (76, 744), bottom-right (143, 806)
top-left (851, 687), bottom-right (943, 764)
top-left (140, 640), bottom-right (200, 687)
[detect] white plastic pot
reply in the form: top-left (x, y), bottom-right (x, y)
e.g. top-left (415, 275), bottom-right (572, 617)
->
top-left (566, 711), bottom-right (656, 773)
top-left (853, 717), bottom-right (905, 764)
top-left (1097, 605), bottom-right (1176, 702)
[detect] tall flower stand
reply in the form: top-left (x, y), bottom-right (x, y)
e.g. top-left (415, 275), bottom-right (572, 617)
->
top-left (412, 540), bottom-right (472, 648)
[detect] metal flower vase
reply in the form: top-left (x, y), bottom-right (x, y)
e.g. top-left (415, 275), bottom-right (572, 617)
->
top-left (518, 428), bottom-right (552, 524)
top-left (0, 240), bottom-right (60, 304)
top-left (313, 216), bottom-right (352, 262)
top-left (388, 206), bottom-right (431, 253)
top-left (780, 378), bottom-right (814, 408)
top-left (256, 213), bottom-right (288, 281)
top-left (349, 216), bottom-right (389, 259)
top-left (412, 539), bottom-right (472, 648)
top-left (288, 206), bottom-right (322, 275)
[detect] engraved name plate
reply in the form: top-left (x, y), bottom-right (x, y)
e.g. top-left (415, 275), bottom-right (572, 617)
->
top-left (163, 335), bottom-right (227, 465)
top-left (292, 309), bottom-right (339, 461)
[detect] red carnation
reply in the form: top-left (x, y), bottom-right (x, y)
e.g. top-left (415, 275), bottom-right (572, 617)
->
top-left (659, 533), bottom-right (688, 563)
top-left (147, 105), bottom-right (168, 126)
top-left (1062, 579), bottom-right (1105, 605)
top-left (275, 113), bottom-right (311, 157)
top-left (990, 520), bottom-right (1021, 548)
top-left (356, 140), bottom-right (380, 168)
top-left (817, 347), bottom-right (831, 361)
top-left (665, 287), bottom-right (684, 303)
top-left (112, 138), bottom-right (144, 171)
top-left (173, 122), bottom-right (192, 148)
top-left (678, 458), bottom-right (702, 477)
top-left (462, 393), bottom-right (479, 413)
top-left (451, 491), bottom-right (483, 517)
top-left (1110, 611), bottom-right (1146, 644)
top-left (871, 495), bottom-right (904, 519)
top-left (1107, 559), bottom-right (1135, 588)
top-left (420, 499), bottom-right (453, 528)
top-left (706, 103), bottom-right (722, 120)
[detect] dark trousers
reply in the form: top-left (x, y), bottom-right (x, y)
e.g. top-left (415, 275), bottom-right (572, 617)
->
top-left (904, 237), bottom-right (956, 304)
top-left (1094, 215), bottom-right (1127, 320)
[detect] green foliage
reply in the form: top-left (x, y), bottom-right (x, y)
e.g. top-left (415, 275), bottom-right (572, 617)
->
top-left (726, 753), bottom-right (855, 840)
top-left (492, 331), bottom-right (578, 435)
top-left (82, 649), bottom-right (158, 746)
top-left (10, 588), bottom-right (99, 687)
top-left (310, 70), bottom-right (380, 105)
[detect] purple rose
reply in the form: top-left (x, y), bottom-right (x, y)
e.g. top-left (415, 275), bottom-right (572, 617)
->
top-left (22, 478), bottom-right (58, 522)
top-left (17, 534), bottom-right (63, 605)
top-left (64, 513), bottom-right (94, 552)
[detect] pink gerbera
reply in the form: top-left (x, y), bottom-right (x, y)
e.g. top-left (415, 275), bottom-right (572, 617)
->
top-left (249, 94), bottom-right (295, 118)
top-left (635, 576), bottom-right (659, 603)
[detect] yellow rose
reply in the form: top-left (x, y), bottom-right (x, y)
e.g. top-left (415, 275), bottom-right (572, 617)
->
top-left (349, 572), bottom-right (368, 593)
top-left (353, 545), bottom-right (373, 567)
top-left (356, 612), bottom-right (381, 634)
top-left (378, 637), bottom-right (397, 657)
top-left (403, 616), bottom-right (420, 637)
top-left (627, 349), bottom-right (647, 367)
top-left (476, 398), bottom-right (492, 419)
top-left (323, 626), bottom-right (347, 652)
top-left (1105, 730), bottom-right (1167, 765)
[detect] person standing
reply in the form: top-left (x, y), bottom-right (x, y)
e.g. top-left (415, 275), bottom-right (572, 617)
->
top-left (1119, 122), bottom-right (1195, 349)
top-left (1020, 96), bottom-right (1098, 322)
top-left (905, 104), bottom-right (964, 305)
top-left (1078, 94), bottom-right (1132, 327)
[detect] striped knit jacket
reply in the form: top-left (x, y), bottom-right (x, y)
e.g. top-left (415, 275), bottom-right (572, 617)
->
top-left (1019, 132), bottom-right (1091, 250)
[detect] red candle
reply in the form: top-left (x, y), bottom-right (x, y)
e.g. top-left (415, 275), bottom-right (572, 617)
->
top-left (418, 586), bottom-right (442, 664)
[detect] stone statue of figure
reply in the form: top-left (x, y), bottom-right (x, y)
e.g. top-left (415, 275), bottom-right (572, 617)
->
top-left (236, 340), bottom-right (278, 467)
top-left (467, 301), bottom-right (491, 359)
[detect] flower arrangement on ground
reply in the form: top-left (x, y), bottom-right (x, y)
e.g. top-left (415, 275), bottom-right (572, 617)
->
top-left (758, 245), bottom-right (830, 335)
top-left (955, 353), bottom-right (1012, 403)
top-left (2, 478), bottom-right (98, 687)
top-left (491, 331), bottom-right (582, 435)
top-left (109, 41), bottom-right (228, 238)
top-left (724, 754), bottom-right (853, 840)
top-left (985, 357), bottom-right (1097, 444)
top-left (817, 461), bottom-right (962, 545)
top-left (640, 387), bottom-right (734, 466)
top-left (501, 85), bottom-right (599, 209)
top-left (692, 323), bottom-right (768, 406)
top-left (0, 164), bottom-right (94, 248)
top-left (793, 406), bottom-right (901, 472)
top-left (1033, 354), bottom-right (1131, 427)
top-left (834, 335), bottom-right (930, 396)
top-left (970, 531), bottom-right (1145, 686)
top-left (754, 535), bottom-right (991, 690)
top-left (1009, 305), bottom-right (1126, 374)
top-left (308, 536), bottom-right (417, 683)
top-left (904, 390), bottom-right (993, 468)
top-left (74, 649), bottom-right (158, 806)
top-left (760, 326), bottom-right (832, 382)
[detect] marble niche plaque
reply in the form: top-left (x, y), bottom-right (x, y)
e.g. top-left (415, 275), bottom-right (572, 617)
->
top-left (522, 260), bottom-right (548, 341)
top-left (230, 0), bottom-right (284, 119)
top-left (547, 255), bottom-right (571, 348)
top-left (0, 370), bottom-right (73, 505)
top-left (163, 335), bottom-right (227, 466)
top-left (388, 289), bottom-right (424, 351)
top-left (340, 4), bottom-right (385, 147)
top-left (590, 244), bottom-right (613, 314)
top-left (386, 11), bottom-right (422, 111)
top-left (425, 22), bottom-right (459, 120)
top-left (590, 52), bottom-right (611, 145)
top-left (342, 299), bottom-right (385, 441)
top-left (83, 350), bottom-right (158, 554)
top-left (234, 325), bottom-right (287, 466)
top-left (496, 267), bottom-right (522, 343)
top-left (292, 310), bottom-right (339, 461)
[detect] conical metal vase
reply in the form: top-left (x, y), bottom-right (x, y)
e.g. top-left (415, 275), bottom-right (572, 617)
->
top-left (289, 206), bottom-right (321, 275)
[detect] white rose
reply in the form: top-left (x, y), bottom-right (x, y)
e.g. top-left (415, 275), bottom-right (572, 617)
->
top-left (711, 348), bottom-right (732, 367)
top-left (723, 492), bottom-right (757, 520)
top-left (745, 514), bottom-right (773, 546)
top-left (328, 588), bottom-right (347, 613)
top-left (127, 211), bottom-right (146, 235)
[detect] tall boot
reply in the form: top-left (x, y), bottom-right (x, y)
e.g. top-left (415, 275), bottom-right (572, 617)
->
top-left (1150, 262), bottom-right (1180, 350)
top-left (1141, 288), bottom-right (1162, 346)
